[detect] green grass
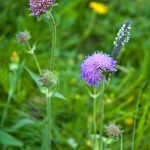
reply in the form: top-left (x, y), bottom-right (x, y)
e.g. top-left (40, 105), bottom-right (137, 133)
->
top-left (0, 0), bottom-right (150, 149)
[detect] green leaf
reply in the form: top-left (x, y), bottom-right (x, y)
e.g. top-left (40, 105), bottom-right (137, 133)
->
top-left (25, 67), bottom-right (42, 91)
top-left (53, 92), bottom-right (67, 101)
top-left (9, 119), bottom-right (34, 132)
top-left (0, 129), bottom-right (23, 146)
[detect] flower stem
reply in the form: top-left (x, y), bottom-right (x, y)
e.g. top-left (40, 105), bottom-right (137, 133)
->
top-left (47, 95), bottom-right (52, 150)
top-left (49, 13), bottom-right (56, 71)
top-left (93, 88), bottom-right (97, 149)
top-left (99, 83), bottom-right (104, 150)
top-left (121, 133), bottom-right (123, 150)
top-left (26, 42), bottom-right (42, 75)
top-left (1, 91), bottom-right (13, 126)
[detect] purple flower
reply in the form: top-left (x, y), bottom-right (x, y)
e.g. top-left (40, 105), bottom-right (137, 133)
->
top-left (29, 0), bottom-right (54, 16)
top-left (80, 51), bottom-right (117, 87)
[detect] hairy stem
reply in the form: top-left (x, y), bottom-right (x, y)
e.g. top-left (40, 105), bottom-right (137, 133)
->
top-left (49, 13), bottom-right (56, 71)
top-left (121, 133), bottom-right (123, 150)
top-left (99, 83), bottom-right (104, 150)
top-left (93, 88), bottom-right (97, 149)
top-left (47, 96), bottom-right (52, 150)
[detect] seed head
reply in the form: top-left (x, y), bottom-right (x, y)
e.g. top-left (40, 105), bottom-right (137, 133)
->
top-left (105, 123), bottom-right (121, 137)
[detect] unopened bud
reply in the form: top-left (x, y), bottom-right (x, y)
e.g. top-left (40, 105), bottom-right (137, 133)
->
top-left (39, 69), bottom-right (57, 88)
top-left (16, 31), bottom-right (31, 44)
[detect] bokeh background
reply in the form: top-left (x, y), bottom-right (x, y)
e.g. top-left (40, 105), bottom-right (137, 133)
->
top-left (0, 0), bottom-right (150, 149)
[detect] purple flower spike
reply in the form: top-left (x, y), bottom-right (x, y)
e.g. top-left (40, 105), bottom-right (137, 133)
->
top-left (80, 51), bottom-right (117, 87)
top-left (29, 0), bottom-right (54, 16)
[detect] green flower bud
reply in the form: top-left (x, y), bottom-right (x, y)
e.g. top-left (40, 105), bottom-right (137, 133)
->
top-left (39, 69), bottom-right (57, 89)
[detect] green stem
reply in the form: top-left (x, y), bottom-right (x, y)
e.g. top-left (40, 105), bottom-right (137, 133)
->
top-left (49, 13), bottom-right (56, 71)
top-left (1, 92), bottom-right (13, 126)
top-left (99, 83), bottom-right (104, 150)
top-left (93, 88), bottom-right (97, 150)
top-left (121, 133), bottom-right (123, 150)
top-left (47, 96), bottom-right (52, 150)
top-left (26, 42), bottom-right (41, 75)
top-left (32, 53), bottom-right (42, 75)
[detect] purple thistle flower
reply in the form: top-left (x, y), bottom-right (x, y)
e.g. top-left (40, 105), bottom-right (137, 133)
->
top-left (80, 51), bottom-right (117, 87)
top-left (29, 0), bottom-right (54, 16)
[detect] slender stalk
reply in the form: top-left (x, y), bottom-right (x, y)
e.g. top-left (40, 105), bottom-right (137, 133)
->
top-left (93, 88), bottom-right (97, 149)
top-left (47, 95), bottom-right (52, 150)
top-left (121, 133), bottom-right (123, 150)
top-left (49, 13), bottom-right (56, 71)
top-left (99, 83), bottom-right (104, 150)
top-left (131, 81), bottom-right (148, 150)
top-left (32, 53), bottom-right (42, 75)
top-left (1, 92), bottom-right (13, 126)
top-left (44, 12), bottom-right (56, 150)
top-left (26, 42), bottom-right (42, 75)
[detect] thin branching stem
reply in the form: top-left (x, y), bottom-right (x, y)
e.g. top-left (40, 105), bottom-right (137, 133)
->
top-left (26, 42), bottom-right (42, 75)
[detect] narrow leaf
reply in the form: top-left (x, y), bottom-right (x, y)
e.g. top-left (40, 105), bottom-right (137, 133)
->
top-left (53, 92), bottom-right (67, 101)
top-left (0, 130), bottom-right (23, 146)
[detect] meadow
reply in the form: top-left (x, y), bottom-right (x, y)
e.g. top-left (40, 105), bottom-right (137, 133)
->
top-left (0, 0), bottom-right (150, 150)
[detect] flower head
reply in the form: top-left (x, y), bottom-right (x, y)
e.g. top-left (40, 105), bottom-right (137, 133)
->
top-left (105, 123), bottom-right (121, 137)
top-left (39, 69), bottom-right (57, 88)
top-left (29, 0), bottom-right (54, 16)
top-left (80, 51), bottom-right (117, 87)
top-left (16, 31), bottom-right (31, 44)
top-left (89, 2), bottom-right (108, 14)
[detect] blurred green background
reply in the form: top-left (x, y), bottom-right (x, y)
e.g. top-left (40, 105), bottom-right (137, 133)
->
top-left (0, 0), bottom-right (150, 149)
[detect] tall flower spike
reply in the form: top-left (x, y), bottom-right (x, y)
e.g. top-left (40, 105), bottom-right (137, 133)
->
top-left (80, 51), bottom-right (117, 87)
top-left (29, 0), bottom-right (54, 16)
top-left (112, 22), bottom-right (131, 58)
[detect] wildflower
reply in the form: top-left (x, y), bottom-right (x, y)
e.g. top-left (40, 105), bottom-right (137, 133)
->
top-left (80, 51), bottom-right (117, 87)
top-left (124, 117), bottom-right (134, 126)
top-left (86, 139), bottom-right (92, 147)
top-left (89, 2), bottom-right (108, 14)
top-left (112, 22), bottom-right (131, 58)
top-left (39, 69), bottom-right (57, 88)
top-left (29, 0), bottom-right (54, 16)
top-left (105, 123), bottom-right (121, 137)
top-left (16, 31), bottom-right (31, 44)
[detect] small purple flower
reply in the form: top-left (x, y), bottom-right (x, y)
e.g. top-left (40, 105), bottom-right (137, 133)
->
top-left (29, 0), bottom-right (54, 16)
top-left (80, 51), bottom-right (117, 87)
